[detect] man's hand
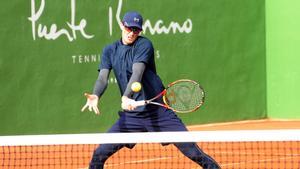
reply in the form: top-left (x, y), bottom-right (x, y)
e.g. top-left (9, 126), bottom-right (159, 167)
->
top-left (81, 93), bottom-right (100, 115)
top-left (121, 96), bottom-right (137, 111)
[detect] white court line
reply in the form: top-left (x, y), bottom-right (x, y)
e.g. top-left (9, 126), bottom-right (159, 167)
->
top-left (105, 155), bottom-right (184, 167)
top-left (76, 153), bottom-right (300, 169)
top-left (104, 154), bottom-right (206, 169)
top-left (220, 156), bottom-right (300, 167)
top-left (188, 118), bottom-right (300, 129)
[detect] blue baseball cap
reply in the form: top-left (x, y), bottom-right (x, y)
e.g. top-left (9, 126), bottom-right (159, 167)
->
top-left (122, 11), bottom-right (143, 30)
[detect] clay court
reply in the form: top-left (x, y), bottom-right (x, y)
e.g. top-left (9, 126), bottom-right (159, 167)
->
top-left (1, 119), bottom-right (299, 169)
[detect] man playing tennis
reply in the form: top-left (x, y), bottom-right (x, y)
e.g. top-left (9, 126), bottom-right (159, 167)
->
top-left (82, 11), bottom-right (221, 169)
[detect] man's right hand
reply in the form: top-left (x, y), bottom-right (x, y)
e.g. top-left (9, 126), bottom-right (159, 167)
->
top-left (81, 93), bottom-right (100, 115)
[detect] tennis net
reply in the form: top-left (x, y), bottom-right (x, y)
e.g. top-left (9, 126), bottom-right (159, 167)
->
top-left (1, 130), bottom-right (300, 169)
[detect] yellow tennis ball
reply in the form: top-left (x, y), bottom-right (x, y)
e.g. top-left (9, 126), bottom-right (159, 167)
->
top-left (131, 82), bottom-right (142, 92)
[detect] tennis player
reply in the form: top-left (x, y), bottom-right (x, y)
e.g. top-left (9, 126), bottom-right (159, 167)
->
top-left (82, 11), bottom-right (221, 169)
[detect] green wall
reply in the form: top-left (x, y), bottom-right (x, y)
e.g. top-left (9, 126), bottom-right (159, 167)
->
top-left (0, 0), bottom-right (266, 135)
top-left (266, 0), bottom-right (300, 118)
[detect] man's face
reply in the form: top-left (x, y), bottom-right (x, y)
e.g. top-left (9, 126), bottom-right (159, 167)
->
top-left (121, 25), bottom-right (142, 45)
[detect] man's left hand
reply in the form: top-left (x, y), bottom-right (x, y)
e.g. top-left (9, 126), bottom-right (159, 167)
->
top-left (121, 96), bottom-right (137, 111)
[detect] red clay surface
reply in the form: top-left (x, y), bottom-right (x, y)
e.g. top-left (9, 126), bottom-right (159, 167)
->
top-left (1, 119), bottom-right (299, 169)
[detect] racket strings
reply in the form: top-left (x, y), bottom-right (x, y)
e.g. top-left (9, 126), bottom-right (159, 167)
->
top-left (165, 81), bottom-right (204, 112)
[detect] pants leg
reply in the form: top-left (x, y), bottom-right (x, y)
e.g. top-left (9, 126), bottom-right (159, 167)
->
top-left (89, 111), bottom-right (145, 169)
top-left (144, 107), bottom-right (221, 169)
top-left (89, 143), bottom-right (125, 169)
top-left (174, 142), bottom-right (221, 169)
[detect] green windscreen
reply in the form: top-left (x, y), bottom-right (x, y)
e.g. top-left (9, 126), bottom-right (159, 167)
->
top-left (266, 0), bottom-right (300, 119)
top-left (0, 0), bottom-right (266, 135)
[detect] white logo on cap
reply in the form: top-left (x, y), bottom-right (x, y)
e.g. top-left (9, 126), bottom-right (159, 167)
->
top-left (134, 17), bottom-right (139, 22)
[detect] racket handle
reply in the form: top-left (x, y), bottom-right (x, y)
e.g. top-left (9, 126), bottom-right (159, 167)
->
top-left (133, 100), bottom-right (147, 107)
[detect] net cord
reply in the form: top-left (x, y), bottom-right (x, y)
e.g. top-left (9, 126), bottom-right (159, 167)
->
top-left (0, 130), bottom-right (299, 146)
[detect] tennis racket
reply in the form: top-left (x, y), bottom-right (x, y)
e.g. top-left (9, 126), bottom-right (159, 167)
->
top-left (133, 79), bottom-right (205, 113)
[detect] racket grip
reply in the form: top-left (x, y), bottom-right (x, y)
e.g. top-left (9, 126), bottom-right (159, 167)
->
top-left (133, 100), bottom-right (146, 107)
